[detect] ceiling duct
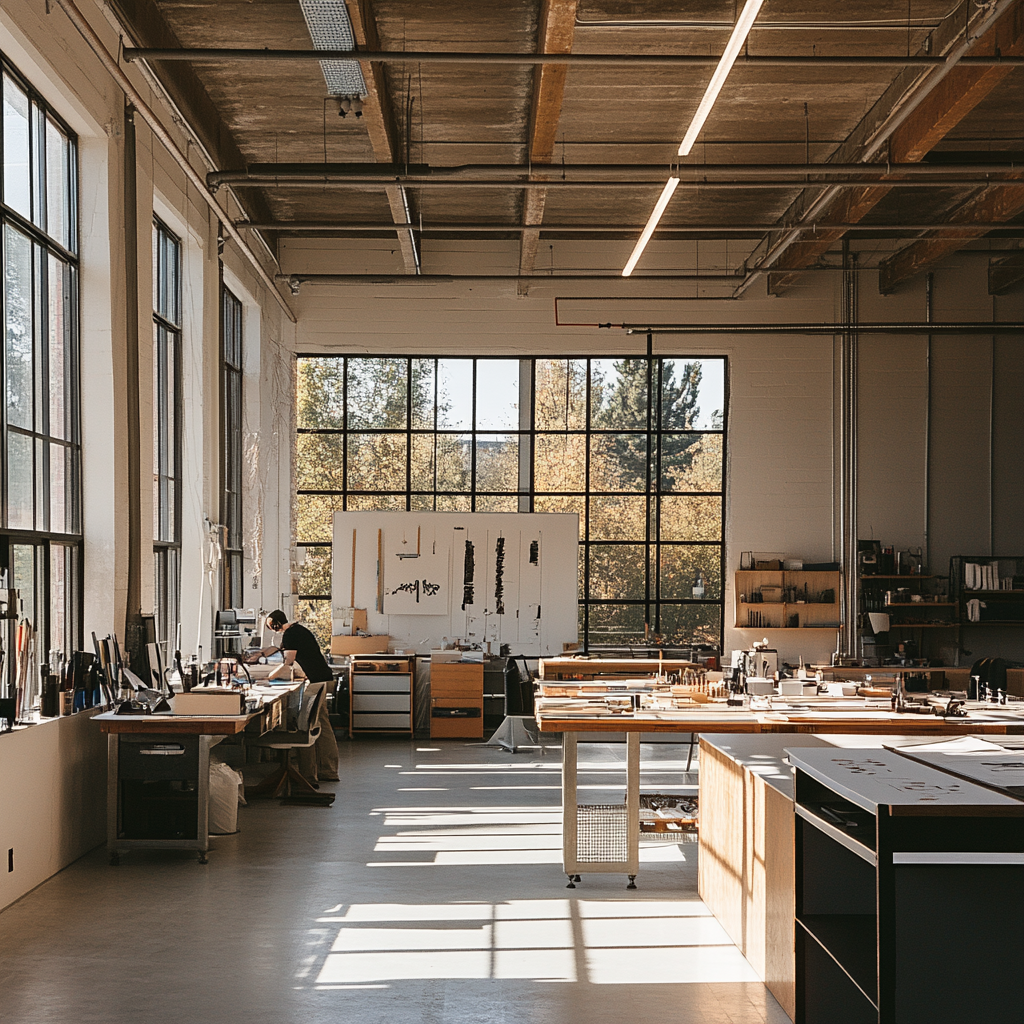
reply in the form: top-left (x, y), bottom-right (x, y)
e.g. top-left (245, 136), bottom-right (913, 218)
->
top-left (299, 0), bottom-right (366, 97)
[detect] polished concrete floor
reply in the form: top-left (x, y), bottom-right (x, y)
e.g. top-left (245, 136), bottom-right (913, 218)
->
top-left (0, 737), bottom-right (788, 1024)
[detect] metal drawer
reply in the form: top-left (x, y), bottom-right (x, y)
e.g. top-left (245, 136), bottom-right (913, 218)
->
top-left (352, 673), bottom-right (411, 693)
top-left (352, 693), bottom-right (410, 713)
top-left (118, 736), bottom-right (200, 780)
top-left (352, 712), bottom-right (410, 730)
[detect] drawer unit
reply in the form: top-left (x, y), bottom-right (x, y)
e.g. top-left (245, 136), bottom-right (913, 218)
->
top-left (430, 661), bottom-right (484, 739)
top-left (349, 656), bottom-right (415, 734)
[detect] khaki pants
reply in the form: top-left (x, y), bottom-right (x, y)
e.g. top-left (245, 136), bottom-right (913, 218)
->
top-left (297, 697), bottom-right (340, 781)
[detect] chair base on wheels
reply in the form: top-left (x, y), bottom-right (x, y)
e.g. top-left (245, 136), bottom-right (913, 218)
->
top-left (246, 756), bottom-right (335, 806)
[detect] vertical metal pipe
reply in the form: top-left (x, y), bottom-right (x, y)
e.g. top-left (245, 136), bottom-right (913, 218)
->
top-left (924, 273), bottom-right (932, 569)
top-left (840, 241), bottom-right (859, 658)
top-left (990, 295), bottom-right (996, 556)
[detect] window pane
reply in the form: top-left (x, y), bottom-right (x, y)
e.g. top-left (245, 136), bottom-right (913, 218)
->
top-left (659, 433), bottom-right (723, 492)
top-left (657, 603), bottom-right (720, 645)
top-left (410, 433), bottom-right (437, 493)
top-left (658, 546), bottom-right (722, 600)
top-left (658, 495), bottom-right (723, 541)
top-left (296, 599), bottom-right (331, 650)
top-left (589, 433), bottom-right (648, 492)
top-left (475, 360), bottom-right (519, 429)
top-left (535, 358), bottom-right (586, 430)
top-left (534, 434), bottom-right (586, 492)
top-left (587, 603), bottom-right (647, 645)
top-left (50, 543), bottom-right (67, 659)
top-left (591, 358), bottom-right (648, 430)
top-left (48, 253), bottom-right (69, 439)
top-left (7, 431), bottom-right (34, 528)
top-left (346, 493), bottom-right (406, 511)
top-left (45, 118), bottom-right (70, 250)
top-left (346, 357), bottom-right (407, 428)
top-left (436, 359), bottom-right (473, 429)
top-left (433, 494), bottom-right (471, 512)
top-left (434, 433), bottom-right (472, 492)
top-left (533, 495), bottom-right (585, 539)
top-left (410, 358), bottom-right (436, 429)
top-left (589, 495), bottom-right (646, 541)
top-left (588, 544), bottom-right (646, 601)
top-left (297, 357), bottom-right (345, 428)
top-left (50, 442), bottom-right (66, 533)
top-left (474, 495), bottom-right (519, 512)
top-left (475, 433), bottom-right (519, 492)
top-left (296, 434), bottom-right (344, 490)
top-left (296, 493), bottom-right (346, 543)
top-left (298, 546), bottom-right (332, 596)
top-left (662, 358), bottom-right (725, 430)
top-left (346, 433), bottom-right (407, 491)
top-left (4, 225), bottom-right (34, 429)
top-left (3, 75), bottom-right (31, 218)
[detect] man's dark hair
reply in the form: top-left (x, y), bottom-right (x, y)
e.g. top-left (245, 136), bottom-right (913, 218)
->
top-left (267, 609), bottom-right (288, 630)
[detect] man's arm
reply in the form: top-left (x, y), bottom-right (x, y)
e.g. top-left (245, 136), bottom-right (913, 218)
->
top-left (267, 648), bottom-right (298, 680)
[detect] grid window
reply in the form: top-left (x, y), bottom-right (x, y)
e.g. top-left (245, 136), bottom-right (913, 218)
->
top-left (295, 356), bottom-right (727, 650)
top-left (153, 219), bottom-right (182, 646)
top-left (221, 284), bottom-right (243, 610)
top-left (1, 56), bottom-right (81, 711)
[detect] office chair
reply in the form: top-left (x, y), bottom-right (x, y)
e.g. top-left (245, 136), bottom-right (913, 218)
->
top-left (245, 682), bottom-right (335, 806)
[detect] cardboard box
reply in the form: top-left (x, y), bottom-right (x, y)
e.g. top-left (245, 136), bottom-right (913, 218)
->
top-left (172, 691), bottom-right (244, 716)
top-left (331, 634), bottom-right (390, 656)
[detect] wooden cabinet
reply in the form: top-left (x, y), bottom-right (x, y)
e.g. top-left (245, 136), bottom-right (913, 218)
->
top-left (735, 570), bottom-right (841, 630)
top-left (349, 656), bottom-right (414, 734)
top-left (430, 661), bottom-right (484, 739)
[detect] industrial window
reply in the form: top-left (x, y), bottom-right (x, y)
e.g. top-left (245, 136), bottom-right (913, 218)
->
top-left (221, 284), bottom-right (243, 610)
top-left (153, 218), bottom-right (181, 647)
top-left (295, 357), bottom-right (726, 650)
top-left (1, 56), bottom-right (82, 712)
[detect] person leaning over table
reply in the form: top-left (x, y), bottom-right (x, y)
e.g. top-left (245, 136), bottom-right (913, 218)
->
top-left (254, 610), bottom-right (340, 783)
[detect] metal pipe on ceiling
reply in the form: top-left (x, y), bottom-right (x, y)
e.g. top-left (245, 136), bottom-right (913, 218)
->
top-left (278, 273), bottom-right (746, 290)
top-left (620, 322), bottom-right (1024, 335)
top-left (120, 48), bottom-right (1024, 68)
top-left (241, 220), bottom-right (1024, 235)
top-left (51, 0), bottom-right (297, 323)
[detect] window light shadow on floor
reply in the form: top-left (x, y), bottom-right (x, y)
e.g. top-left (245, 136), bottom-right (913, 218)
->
top-left (308, 900), bottom-right (759, 988)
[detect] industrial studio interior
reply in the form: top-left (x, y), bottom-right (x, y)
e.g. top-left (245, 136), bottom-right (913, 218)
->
top-left (3, 2), bottom-right (1024, 1022)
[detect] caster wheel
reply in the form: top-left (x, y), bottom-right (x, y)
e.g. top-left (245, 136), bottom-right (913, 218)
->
top-left (573, 874), bottom-right (581, 882)
top-left (109, 853), bottom-right (120, 866)
top-left (626, 875), bottom-right (637, 890)
top-left (566, 875), bottom-right (576, 889)
top-left (198, 853), bottom-right (208, 864)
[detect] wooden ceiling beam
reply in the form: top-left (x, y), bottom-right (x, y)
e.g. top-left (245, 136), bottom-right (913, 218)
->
top-left (520, 0), bottom-right (579, 278)
top-left (765, 0), bottom-right (1024, 294)
top-left (344, 0), bottom-right (419, 274)
top-left (878, 184), bottom-right (1024, 293)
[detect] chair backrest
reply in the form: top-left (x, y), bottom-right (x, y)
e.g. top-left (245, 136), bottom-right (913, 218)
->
top-left (296, 681), bottom-right (325, 733)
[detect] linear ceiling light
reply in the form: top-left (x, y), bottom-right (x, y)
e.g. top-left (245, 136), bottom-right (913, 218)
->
top-left (299, 0), bottom-right (367, 96)
top-left (621, 176), bottom-right (679, 277)
top-left (678, 0), bottom-right (764, 156)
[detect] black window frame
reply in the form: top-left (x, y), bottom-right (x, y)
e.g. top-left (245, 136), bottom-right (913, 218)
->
top-left (1, 54), bottom-right (83, 711)
top-left (152, 217), bottom-right (182, 647)
top-left (220, 281), bottom-right (243, 610)
top-left (294, 355), bottom-right (728, 651)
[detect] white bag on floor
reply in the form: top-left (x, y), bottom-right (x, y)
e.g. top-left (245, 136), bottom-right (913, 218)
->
top-left (209, 759), bottom-right (244, 834)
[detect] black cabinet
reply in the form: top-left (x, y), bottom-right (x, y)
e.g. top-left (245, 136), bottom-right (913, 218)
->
top-left (790, 748), bottom-right (1024, 1024)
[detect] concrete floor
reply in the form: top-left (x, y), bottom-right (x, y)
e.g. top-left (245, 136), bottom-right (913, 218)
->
top-left (0, 738), bottom-right (788, 1024)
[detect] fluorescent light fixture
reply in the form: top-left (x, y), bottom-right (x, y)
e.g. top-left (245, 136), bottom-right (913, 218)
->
top-left (678, 0), bottom-right (764, 156)
top-left (621, 176), bottom-right (679, 277)
top-left (299, 0), bottom-right (367, 97)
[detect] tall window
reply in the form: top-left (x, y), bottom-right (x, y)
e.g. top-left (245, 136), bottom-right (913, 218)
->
top-left (153, 219), bottom-right (181, 646)
top-left (1, 57), bottom-right (81, 709)
top-left (221, 284), bottom-right (243, 609)
top-left (294, 357), bottom-right (727, 649)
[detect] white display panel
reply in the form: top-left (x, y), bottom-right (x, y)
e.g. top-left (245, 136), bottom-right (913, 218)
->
top-left (332, 512), bottom-right (579, 656)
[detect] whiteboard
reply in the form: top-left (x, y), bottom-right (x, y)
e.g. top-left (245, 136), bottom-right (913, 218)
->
top-left (332, 511), bottom-right (579, 656)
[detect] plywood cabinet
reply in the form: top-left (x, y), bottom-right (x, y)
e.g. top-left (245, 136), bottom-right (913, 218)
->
top-left (349, 656), bottom-right (414, 734)
top-left (430, 661), bottom-right (484, 739)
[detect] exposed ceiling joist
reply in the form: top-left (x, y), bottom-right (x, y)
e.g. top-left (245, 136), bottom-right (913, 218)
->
top-left (343, 0), bottom-right (419, 275)
top-left (878, 184), bottom-right (1024, 292)
top-left (989, 251), bottom-right (1024, 294)
top-left (756, 0), bottom-right (1024, 296)
top-left (520, 0), bottom-right (579, 277)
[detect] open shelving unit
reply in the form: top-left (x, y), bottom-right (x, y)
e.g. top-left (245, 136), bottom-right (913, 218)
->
top-left (950, 556), bottom-right (1024, 630)
top-left (790, 748), bottom-right (1024, 1024)
top-left (735, 569), bottom-right (841, 630)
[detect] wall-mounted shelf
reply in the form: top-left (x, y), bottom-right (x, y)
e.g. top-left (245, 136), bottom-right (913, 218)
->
top-left (735, 570), bottom-right (840, 630)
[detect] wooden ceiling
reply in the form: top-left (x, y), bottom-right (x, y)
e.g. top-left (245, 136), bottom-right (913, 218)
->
top-left (109, 0), bottom-right (1024, 291)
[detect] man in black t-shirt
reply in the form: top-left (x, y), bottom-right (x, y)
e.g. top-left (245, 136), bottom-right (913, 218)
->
top-left (265, 610), bottom-right (340, 782)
